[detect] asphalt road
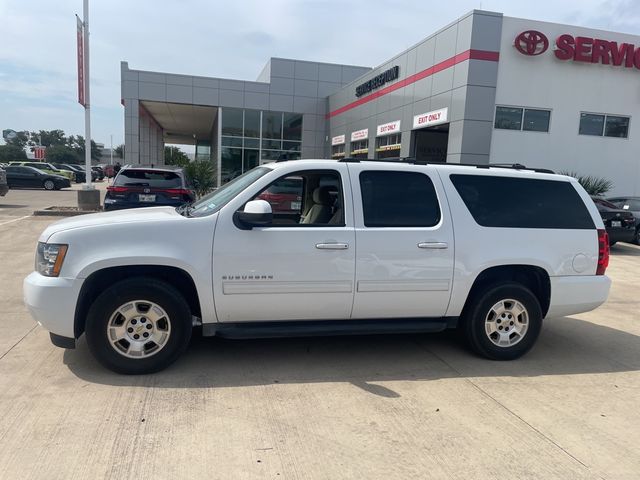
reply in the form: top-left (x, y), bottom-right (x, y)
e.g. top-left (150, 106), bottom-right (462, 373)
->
top-left (0, 192), bottom-right (639, 479)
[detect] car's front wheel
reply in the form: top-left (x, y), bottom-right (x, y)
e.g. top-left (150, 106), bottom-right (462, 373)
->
top-left (462, 283), bottom-right (542, 360)
top-left (43, 179), bottom-right (55, 190)
top-left (85, 277), bottom-right (193, 374)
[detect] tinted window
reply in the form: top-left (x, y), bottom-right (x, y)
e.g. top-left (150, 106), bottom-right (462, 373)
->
top-left (360, 171), bottom-right (440, 227)
top-left (494, 107), bottom-right (523, 130)
top-left (115, 170), bottom-right (182, 188)
top-left (579, 113), bottom-right (605, 136)
top-left (450, 174), bottom-right (595, 229)
top-left (522, 109), bottom-right (550, 132)
top-left (604, 115), bottom-right (630, 138)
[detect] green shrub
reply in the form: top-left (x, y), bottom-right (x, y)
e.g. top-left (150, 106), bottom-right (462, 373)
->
top-left (184, 160), bottom-right (216, 198)
top-left (559, 171), bottom-right (613, 196)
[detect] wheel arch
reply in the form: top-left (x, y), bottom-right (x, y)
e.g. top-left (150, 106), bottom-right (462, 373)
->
top-left (74, 265), bottom-right (202, 339)
top-left (462, 264), bottom-right (551, 319)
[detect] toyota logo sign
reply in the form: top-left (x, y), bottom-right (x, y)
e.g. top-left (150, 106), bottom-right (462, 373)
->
top-left (515, 30), bottom-right (549, 56)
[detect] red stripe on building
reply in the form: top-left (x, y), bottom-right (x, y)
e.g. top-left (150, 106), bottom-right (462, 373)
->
top-left (326, 49), bottom-right (500, 119)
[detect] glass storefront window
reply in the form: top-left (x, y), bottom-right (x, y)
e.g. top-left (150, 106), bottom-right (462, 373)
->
top-left (221, 108), bottom-right (243, 136)
top-left (262, 112), bottom-right (283, 139)
top-left (243, 138), bottom-right (260, 148)
top-left (262, 139), bottom-right (282, 150)
top-left (244, 110), bottom-right (260, 138)
top-left (243, 149), bottom-right (260, 171)
top-left (221, 147), bottom-right (242, 183)
top-left (283, 113), bottom-right (302, 141)
top-left (221, 136), bottom-right (243, 147)
top-left (283, 141), bottom-right (301, 152)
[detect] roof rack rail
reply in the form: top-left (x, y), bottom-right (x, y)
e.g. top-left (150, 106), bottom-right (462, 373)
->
top-left (338, 157), bottom-right (360, 163)
top-left (369, 157), bottom-right (555, 174)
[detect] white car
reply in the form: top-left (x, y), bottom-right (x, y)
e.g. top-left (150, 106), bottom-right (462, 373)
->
top-left (24, 159), bottom-right (611, 374)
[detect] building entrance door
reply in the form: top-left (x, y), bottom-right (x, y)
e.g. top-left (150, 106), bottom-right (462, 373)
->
top-left (412, 125), bottom-right (449, 163)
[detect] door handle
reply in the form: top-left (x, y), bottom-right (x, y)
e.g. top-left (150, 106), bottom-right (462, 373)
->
top-left (418, 242), bottom-right (448, 249)
top-left (315, 243), bottom-right (349, 250)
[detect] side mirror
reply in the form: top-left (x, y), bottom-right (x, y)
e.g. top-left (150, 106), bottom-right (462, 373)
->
top-left (233, 199), bottom-right (273, 230)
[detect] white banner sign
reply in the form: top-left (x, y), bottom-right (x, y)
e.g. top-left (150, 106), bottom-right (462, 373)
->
top-left (331, 134), bottom-right (345, 146)
top-left (376, 120), bottom-right (401, 137)
top-left (350, 128), bottom-right (368, 141)
top-left (413, 107), bottom-right (448, 129)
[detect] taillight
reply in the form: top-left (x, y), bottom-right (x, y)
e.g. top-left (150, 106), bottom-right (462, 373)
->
top-left (107, 186), bottom-right (128, 193)
top-left (596, 229), bottom-right (609, 275)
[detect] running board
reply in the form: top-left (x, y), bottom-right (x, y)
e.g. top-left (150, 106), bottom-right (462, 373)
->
top-left (202, 317), bottom-right (457, 339)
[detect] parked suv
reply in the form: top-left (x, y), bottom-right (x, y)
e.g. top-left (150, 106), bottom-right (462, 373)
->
top-left (24, 160), bottom-right (611, 374)
top-left (606, 197), bottom-right (640, 244)
top-left (104, 166), bottom-right (195, 211)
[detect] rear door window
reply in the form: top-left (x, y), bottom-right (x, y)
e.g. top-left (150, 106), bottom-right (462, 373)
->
top-left (450, 174), bottom-right (595, 229)
top-left (359, 171), bottom-right (441, 227)
top-left (115, 170), bottom-right (182, 188)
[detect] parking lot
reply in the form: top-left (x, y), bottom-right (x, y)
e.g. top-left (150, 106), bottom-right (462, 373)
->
top-left (1, 188), bottom-right (639, 480)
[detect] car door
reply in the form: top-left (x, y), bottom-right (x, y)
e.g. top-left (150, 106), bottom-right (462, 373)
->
top-left (6, 167), bottom-right (29, 187)
top-left (348, 163), bottom-right (454, 319)
top-left (212, 164), bottom-right (355, 322)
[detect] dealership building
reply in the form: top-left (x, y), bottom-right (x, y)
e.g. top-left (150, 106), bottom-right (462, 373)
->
top-left (121, 10), bottom-right (640, 194)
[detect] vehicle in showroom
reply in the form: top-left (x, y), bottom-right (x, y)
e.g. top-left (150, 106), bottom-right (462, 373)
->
top-left (0, 165), bottom-right (8, 196)
top-left (5, 165), bottom-right (71, 190)
top-left (24, 160), bottom-right (611, 374)
top-left (8, 161), bottom-right (75, 182)
top-left (606, 196), bottom-right (640, 244)
top-left (103, 167), bottom-right (195, 211)
top-left (591, 197), bottom-right (635, 246)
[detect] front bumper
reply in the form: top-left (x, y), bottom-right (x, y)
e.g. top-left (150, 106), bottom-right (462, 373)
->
top-left (546, 275), bottom-right (611, 318)
top-left (23, 272), bottom-right (83, 342)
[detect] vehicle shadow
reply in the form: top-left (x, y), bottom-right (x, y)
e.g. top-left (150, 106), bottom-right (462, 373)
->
top-left (64, 315), bottom-right (640, 394)
top-left (0, 204), bottom-right (28, 209)
top-left (610, 243), bottom-right (640, 256)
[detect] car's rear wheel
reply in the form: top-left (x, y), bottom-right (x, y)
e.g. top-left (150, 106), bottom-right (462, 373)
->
top-left (85, 277), bottom-right (192, 374)
top-left (462, 283), bottom-right (542, 360)
top-left (43, 179), bottom-right (55, 190)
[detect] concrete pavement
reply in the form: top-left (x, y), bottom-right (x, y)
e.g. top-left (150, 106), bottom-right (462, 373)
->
top-left (0, 205), bottom-right (638, 479)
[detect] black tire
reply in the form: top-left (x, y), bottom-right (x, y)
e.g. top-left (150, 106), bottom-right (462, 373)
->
top-left (462, 282), bottom-right (542, 360)
top-left (43, 179), bottom-right (55, 190)
top-left (85, 277), bottom-right (192, 374)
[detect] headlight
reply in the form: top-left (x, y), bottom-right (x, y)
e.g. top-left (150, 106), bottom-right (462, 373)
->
top-left (36, 243), bottom-right (68, 277)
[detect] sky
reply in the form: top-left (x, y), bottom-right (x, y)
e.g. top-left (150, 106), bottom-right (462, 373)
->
top-left (1, 0), bottom-right (638, 149)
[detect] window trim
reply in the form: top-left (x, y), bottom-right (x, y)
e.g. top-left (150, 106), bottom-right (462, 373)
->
top-left (578, 111), bottom-right (631, 139)
top-left (494, 105), bottom-right (552, 133)
top-left (241, 169), bottom-right (347, 229)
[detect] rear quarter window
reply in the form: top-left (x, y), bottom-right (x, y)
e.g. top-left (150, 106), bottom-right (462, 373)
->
top-left (450, 174), bottom-right (595, 229)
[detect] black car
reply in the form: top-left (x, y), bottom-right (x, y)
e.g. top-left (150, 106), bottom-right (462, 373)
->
top-left (64, 164), bottom-right (98, 182)
top-left (4, 165), bottom-right (71, 190)
top-left (104, 167), bottom-right (195, 211)
top-left (53, 163), bottom-right (85, 183)
top-left (606, 196), bottom-right (640, 244)
top-left (591, 197), bottom-right (635, 246)
top-left (91, 166), bottom-right (105, 180)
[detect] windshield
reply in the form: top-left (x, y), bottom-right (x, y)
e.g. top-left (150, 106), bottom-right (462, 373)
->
top-left (188, 167), bottom-right (270, 217)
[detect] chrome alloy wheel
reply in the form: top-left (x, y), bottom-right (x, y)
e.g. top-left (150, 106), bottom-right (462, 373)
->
top-left (484, 298), bottom-right (529, 348)
top-left (106, 300), bottom-right (171, 358)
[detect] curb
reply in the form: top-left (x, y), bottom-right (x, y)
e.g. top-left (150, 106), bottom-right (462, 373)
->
top-left (33, 207), bottom-right (102, 217)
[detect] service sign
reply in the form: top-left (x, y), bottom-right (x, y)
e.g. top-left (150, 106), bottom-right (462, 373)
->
top-left (331, 134), bottom-right (345, 146)
top-left (376, 120), bottom-right (401, 137)
top-left (351, 128), bottom-right (368, 141)
top-left (413, 108), bottom-right (448, 129)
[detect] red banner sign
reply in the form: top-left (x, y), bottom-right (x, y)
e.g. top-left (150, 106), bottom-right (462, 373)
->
top-left (77, 16), bottom-right (85, 106)
top-left (34, 147), bottom-right (46, 160)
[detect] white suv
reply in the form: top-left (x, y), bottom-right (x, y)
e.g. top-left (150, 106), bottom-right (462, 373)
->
top-left (24, 159), bottom-right (612, 374)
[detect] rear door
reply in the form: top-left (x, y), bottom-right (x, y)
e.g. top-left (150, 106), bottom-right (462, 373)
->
top-left (348, 163), bottom-right (454, 318)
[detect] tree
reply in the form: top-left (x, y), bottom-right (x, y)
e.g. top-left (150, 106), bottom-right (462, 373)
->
top-left (0, 144), bottom-right (27, 162)
top-left (29, 129), bottom-right (66, 148)
top-left (66, 135), bottom-right (102, 161)
top-left (45, 145), bottom-right (80, 164)
top-left (184, 160), bottom-right (215, 197)
top-left (164, 146), bottom-right (190, 167)
top-left (559, 171), bottom-right (613, 196)
top-left (4, 131), bottom-right (30, 149)
top-left (114, 144), bottom-right (124, 159)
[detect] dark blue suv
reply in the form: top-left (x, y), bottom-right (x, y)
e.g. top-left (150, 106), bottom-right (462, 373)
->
top-left (104, 167), bottom-right (195, 211)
